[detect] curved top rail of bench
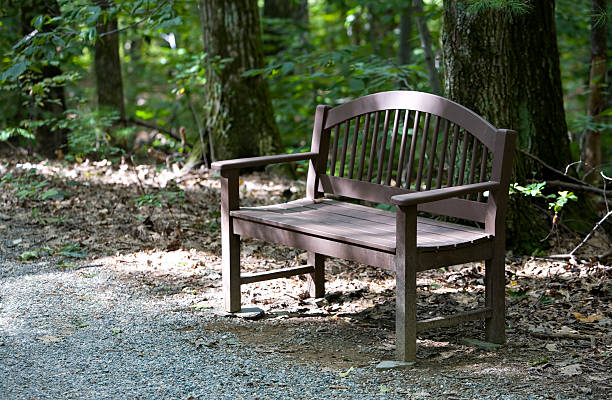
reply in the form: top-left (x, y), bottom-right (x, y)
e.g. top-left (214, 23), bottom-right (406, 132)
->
top-left (324, 91), bottom-right (500, 150)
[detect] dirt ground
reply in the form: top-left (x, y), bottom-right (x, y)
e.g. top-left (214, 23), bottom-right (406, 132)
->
top-left (1, 155), bottom-right (610, 398)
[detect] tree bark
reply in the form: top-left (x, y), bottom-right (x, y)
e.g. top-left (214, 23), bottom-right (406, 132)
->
top-left (95, 0), bottom-right (126, 122)
top-left (413, 0), bottom-right (442, 95)
top-left (399, 3), bottom-right (413, 66)
top-left (443, 0), bottom-right (572, 252)
top-left (20, 0), bottom-right (67, 157)
top-left (584, 0), bottom-right (607, 182)
top-left (199, 0), bottom-right (281, 160)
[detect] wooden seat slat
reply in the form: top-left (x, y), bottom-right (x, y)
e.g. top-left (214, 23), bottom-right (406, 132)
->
top-left (233, 199), bottom-right (491, 251)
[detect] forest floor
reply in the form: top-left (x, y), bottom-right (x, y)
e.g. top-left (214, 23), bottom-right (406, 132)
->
top-left (1, 154), bottom-right (611, 399)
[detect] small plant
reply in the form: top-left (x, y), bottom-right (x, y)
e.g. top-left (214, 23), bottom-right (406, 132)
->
top-left (510, 182), bottom-right (577, 222)
top-left (133, 187), bottom-right (185, 208)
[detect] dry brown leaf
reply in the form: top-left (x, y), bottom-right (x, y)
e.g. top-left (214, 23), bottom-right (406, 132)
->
top-left (572, 312), bottom-right (603, 323)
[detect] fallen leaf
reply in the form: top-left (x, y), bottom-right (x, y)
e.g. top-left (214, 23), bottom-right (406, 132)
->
top-left (573, 312), bottom-right (603, 323)
top-left (545, 343), bottom-right (558, 352)
top-left (339, 366), bottom-right (354, 378)
top-left (37, 335), bottom-right (62, 344)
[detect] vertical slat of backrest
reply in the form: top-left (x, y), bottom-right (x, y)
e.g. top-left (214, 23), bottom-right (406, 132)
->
top-left (306, 105), bottom-right (331, 199)
top-left (396, 110), bottom-right (412, 187)
top-left (356, 113), bottom-right (371, 181)
top-left (405, 111), bottom-right (421, 188)
top-left (375, 110), bottom-right (391, 184)
top-left (457, 129), bottom-right (470, 186)
top-left (347, 116), bottom-right (361, 179)
top-left (425, 116), bottom-right (441, 190)
top-left (338, 120), bottom-right (351, 177)
top-left (385, 110), bottom-right (402, 185)
top-left (466, 136), bottom-right (479, 199)
top-left (447, 124), bottom-right (460, 187)
top-left (366, 111), bottom-right (381, 181)
top-left (436, 120), bottom-right (450, 189)
top-left (414, 113), bottom-right (431, 191)
top-left (477, 146), bottom-right (489, 202)
top-left (329, 125), bottom-right (340, 176)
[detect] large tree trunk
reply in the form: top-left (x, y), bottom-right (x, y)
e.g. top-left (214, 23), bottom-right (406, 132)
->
top-left (584, 0), bottom-right (607, 183)
top-left (199, 0), bottom-right (281, 160)
top-left (95, 0), bottom-right (125, 122)
top-left (20, 0), bottom-right (67, 157)
top-left (443, 0), bottom-right (572, 252)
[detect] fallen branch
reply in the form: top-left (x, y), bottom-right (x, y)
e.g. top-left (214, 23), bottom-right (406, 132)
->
top-left (529, 331), bottom-right (593, 341)
top-left (123, 118), bottom-right (187, 146)
top-left (570, 210), bottom-right (612, 256)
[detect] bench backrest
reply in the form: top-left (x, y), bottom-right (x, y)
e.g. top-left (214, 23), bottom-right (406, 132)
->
top-left (306, 91), bottom-right (516, 227)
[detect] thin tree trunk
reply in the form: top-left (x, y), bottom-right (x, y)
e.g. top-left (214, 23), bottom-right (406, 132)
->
top-left (95, 0), bottom-right (126, 122)
top-left (199, 0), bottom-right (281, 160)
top-left (584, 0), bottom-right (607, 182)
top-left (263, 0), bottom-right (308, 56)
top-left (399, 4), bottom-right (413, 66)
top-left (443, 0), bottom-right (573, 252)
top-left (413, 0), bottom-right (441, 95)
top-left (20, 0), bottom-right (67, 157)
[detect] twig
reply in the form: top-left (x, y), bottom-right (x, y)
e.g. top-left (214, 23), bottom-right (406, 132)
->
top-left (519, 149), bottom-right (586, 186)
top-left (545, 180), bottom-right (612, 197)
top-left (123, 118), bottom-right (186, 145)
top-left (569, 210), bottom-right (612, 256)
top-left (529, 331), bottom-right (593, 341)
top-left (98, 0), bottom-right (169, 38)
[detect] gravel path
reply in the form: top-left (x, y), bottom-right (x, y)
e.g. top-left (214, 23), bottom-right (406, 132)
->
top-left (1, 258), bottom-right (583, 400)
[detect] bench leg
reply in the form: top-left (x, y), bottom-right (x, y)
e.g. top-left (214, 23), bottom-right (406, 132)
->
top-left (307, 252), bottom-right (325, 298)
top-left (395, 205), bottom-right (417, 362)
top-left (222, 229), bottom-right (241, 312)
top-left (220, 169), bottom-right (241, 313)
top-left (485, 253), bottom-right (506, 344)
top-left (395, 257), bottom-right (417, 362)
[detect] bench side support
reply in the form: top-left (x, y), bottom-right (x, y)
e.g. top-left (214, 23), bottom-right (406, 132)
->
top-left (221, 169), bottom-right (241, 312)
top-left (395, 204), bottom-right (418, 362)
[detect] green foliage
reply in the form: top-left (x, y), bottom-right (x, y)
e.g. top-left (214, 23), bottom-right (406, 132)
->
top-left (56, 108), bottom-right (124, 159)
top-left (133, 186), bottom-right (185, 208)
top-left (510, 182), bottom-right (578, 217)
top-left (465, 0), bottom-right (532, 15)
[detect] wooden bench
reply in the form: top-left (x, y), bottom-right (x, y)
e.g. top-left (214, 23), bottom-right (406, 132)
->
top-left (211, 91), bottom-right (516, 362)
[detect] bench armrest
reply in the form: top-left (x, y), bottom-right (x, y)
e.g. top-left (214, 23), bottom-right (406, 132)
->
top-left (211, 152), bottom-right (318, 172)
top-left (390, 181), bottom-right (500, 206)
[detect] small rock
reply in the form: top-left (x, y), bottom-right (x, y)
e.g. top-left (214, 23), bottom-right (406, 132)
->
top-left (375, 360), bottom-right (415, 370)
top-left (233, 307), bottom-right (265, 320)
top-left (0, 341), bottom-right (4, 346)
top-left (460, 338), bottom-right (503, 350)
top-left (559, 363), bottom-right (582, 377)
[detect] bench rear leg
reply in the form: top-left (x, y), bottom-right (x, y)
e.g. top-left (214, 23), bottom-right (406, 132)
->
top-left (307, 252), bottom-right (325, 298)
top-left (485, 253), bottom-right (506, 343)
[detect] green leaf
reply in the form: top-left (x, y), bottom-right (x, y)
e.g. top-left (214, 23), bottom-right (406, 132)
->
top-left (281, 61), bottom-right (295, 74)
top-left (39, 189), bottom-right (70, 201)
top-left (348, 78), bottom-right (365, 91)
top-left (1, 61), bottom-right (28, 82)
top-left (19, 250), bottom-right (40, 261)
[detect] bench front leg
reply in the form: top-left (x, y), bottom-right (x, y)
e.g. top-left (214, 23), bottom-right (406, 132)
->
top-left (220, 169), bottom-right (241, 312)
top-left (395, 205), bottom-right (418, 362)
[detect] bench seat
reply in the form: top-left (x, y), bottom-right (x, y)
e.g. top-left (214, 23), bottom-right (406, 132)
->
top-left (232, 198), bottom-right (492, 253)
